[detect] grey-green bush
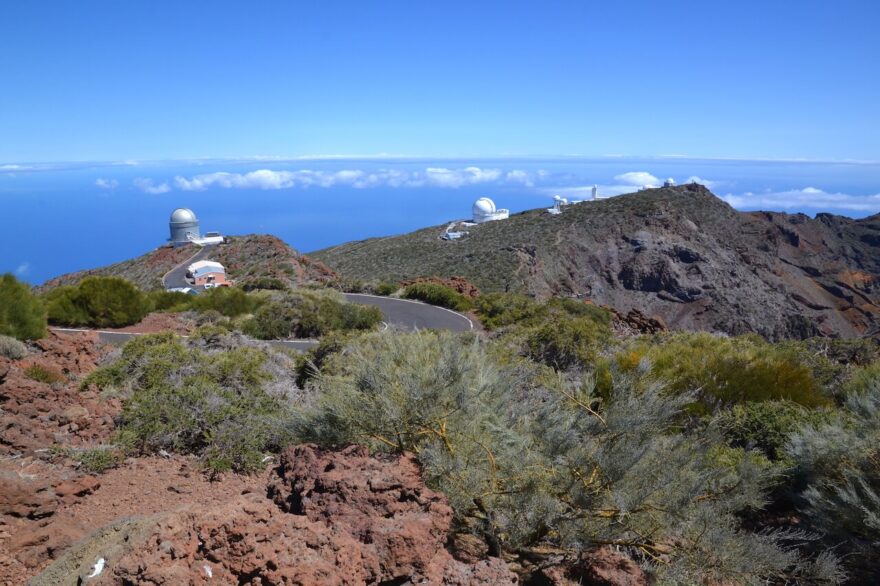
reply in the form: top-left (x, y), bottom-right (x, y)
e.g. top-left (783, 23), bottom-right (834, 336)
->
top-left (787, 382), bottom-right (880, 581)
top-left (83, 331), bottom-right (303, 474)
top-left (0, 334), bottom-right (28, 360)
top-left (296, 331), bottom-right (840, 584)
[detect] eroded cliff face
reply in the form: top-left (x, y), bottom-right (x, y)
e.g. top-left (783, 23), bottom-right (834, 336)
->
top-left (529, 186), bottom-right (880, 339)
top-left (315, 184), bottom-right (880, 340)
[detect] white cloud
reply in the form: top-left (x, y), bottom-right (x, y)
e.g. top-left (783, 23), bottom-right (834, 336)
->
top-left (505, 169), bottom-right (534, 186)
top-left (684, 176), bottom-right (717, 188)
top-left (133, 177), bottom-right (171, 194)
top-left (95, 178), bottom-right (119, 189)
top-left (172, 166), bottom-right (523, 191)
top-left (722, 187), bottom-right (880, 213)
top-left (614, 171), bottom-right (660, 187)
top-left (15, 262), bottom-right (30, 276)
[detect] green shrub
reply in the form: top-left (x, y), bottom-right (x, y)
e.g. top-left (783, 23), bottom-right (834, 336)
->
top-left (474, 292), bottom-right (541, 329)
top-left (787, 384), bottom-right (880, 580)
top-left (715, 401), bottom-right (831, 461)
top-left (25, 363), bottom-right (66, 384)
top-left (45, 276), bottom-right (148, 328)
top-left (523, 313), bottom-right (611, 371)
top-left (54, 446), bottom-right (121, 473)
top-left (0, 273), bottom-right (46, 340)
top-left (402, 283), bottom-right (472, 312)
top-left (85, 332), bottom-right (300, 474)
top-left (842, 360), bottom-right (880, 396)
top-left (0, 334), bottom-right (28, 360)
top-left (373, 282), bottom-right (398, 296)
top-left (190, 287), bottom-right (257, 317)
top-left (598, 332), bottom-right (829, 413)
top-left (240, 277), bottom-right (288, 292)
top-left (242, 289), bottom-right (382, 340)
top-left (297, 331), bottom-right (838, 584)
top-left (148, 290), bottom-right (194, 312)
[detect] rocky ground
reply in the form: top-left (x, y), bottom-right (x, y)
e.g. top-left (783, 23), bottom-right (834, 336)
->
top-left (1, 330), bottom-right (644, 585)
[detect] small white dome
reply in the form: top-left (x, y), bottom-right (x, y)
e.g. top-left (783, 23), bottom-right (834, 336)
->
top-left (170, 208), bottom-right (197, 223)
top-left (473, 197), bottom-right (496, 215)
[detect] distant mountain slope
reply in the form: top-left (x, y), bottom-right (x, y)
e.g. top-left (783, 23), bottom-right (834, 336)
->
top-left (42, 234), bottom-right (338, 292)
top-left (313, 184), bottom-right (880, 340)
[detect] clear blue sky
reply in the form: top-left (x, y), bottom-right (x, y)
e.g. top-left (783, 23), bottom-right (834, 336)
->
top-left (2, 0), bottom-right (878, 163)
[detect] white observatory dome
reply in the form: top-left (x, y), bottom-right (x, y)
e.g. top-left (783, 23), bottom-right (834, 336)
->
top-left (473, 197), bottom-right (496, 216)
top-left (170, 208), bottom-right (198, 223)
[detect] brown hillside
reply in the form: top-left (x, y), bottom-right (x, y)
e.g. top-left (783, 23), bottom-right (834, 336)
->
top-left (313, 184), bottom-right (880, 340)
top-left (41, 234), bottom-right (338, 292)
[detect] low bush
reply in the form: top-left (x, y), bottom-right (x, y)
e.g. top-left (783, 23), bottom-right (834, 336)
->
top-left (190, 287), bottom-right (258, 317)
top-left (715, 400), bottom-right (831, 461)
top-left (0, 334), bottom-right (28, 360)
top-left (148, 290), bottom-right (194, 312)
top-left (242, 289), bottom-right (382, 340)
top-left (45, 276), bottom-right (149, 328)
top-left (25, 363), bottom-right (66, 384)
top-left (787, 383), bottom-right (880, 581)
top-left (240, 276), bottom-right (288, 292)
top-left (598, 332), bottom-right (829, 413)
top-left (0, 273), bottom-right (46, 340)
top-left (83, 332), bottom-right (301, 474)
top-left (474, 292), bottom-right (542, 329)
top-left (297, 331), bottom-right (838, 584)
top-left (523, 312), bottom-right (611, 371)
top-left (373, 282), bottom-right (398, 296)
top-left (54, 446), bottom-right (122, 473)
top-left (402, 283), bottom-right (472, 312)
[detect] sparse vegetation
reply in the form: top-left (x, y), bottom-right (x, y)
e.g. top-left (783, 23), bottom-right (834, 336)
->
top-left (53, 445), bottom-right (122, 474)
top-left (242, 289), bottom-right (382, 339)
top-left (0, 273), bottom-right (46, 340)
top-left (788, 383), bottom-right (880, 582)
top-left (0, 334), bottom-right (28, 360)
top-left (295, 330), bottom-right (841, 584)
top-left (83, 331), bottom-right (302, 474)
top-left (597, 332), bottom-right (829, 412)
top-left (402, 282), bottom-right (473, 311)
top-left (25, 363), bottom-right (66, 384)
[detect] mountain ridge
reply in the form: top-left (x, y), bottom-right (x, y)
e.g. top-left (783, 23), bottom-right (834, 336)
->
top-left (312, 184), bottom-right (880, 340)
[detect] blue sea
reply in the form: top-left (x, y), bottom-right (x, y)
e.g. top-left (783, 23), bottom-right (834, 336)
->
top-left (1, 157), bottom-right (878, 285)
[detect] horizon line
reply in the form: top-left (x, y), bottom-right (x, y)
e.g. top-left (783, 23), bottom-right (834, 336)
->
top-left (3, 153), bottom-right (880, 171)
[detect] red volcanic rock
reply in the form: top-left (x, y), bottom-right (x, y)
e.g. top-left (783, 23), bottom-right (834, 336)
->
top-left (540, 547), bottom-right (647, 586)
top-left (59, 445), bottom-right (517, 585)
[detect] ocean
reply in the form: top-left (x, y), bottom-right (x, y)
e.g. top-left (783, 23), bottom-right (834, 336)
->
top-left (1, 157), bottom-right (878, 285)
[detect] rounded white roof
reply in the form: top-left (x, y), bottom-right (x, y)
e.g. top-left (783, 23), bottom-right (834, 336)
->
top-left (170, 208), bottom-right (198, 223)
top-left (473, 197), bottom-right (496, 215)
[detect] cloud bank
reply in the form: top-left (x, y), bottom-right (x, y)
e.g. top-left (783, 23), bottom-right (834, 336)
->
top-left (172, 166), bottom-right (529, 191)
top-left (95, 178), bottom-right (119, 189)
top-left (723, 187), bottom-right (880, 213)
top-left (133, 177), bottom-right (171, 194)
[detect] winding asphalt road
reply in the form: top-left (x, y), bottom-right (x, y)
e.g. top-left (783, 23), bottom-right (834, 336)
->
top-left (162, 244), bottom-right (218, 290)
top-left (55, 275), bottom-right (472, 352)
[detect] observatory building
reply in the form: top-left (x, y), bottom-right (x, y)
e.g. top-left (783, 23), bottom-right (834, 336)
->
top-left (169, 208), bottom-right (201, 245)
top-left (472, 197), bottom-right (509, 223)
top-left (168, 208), bottom-right (224, 246)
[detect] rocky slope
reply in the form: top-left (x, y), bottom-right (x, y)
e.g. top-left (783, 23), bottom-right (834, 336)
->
top-left (313, 184), bottom-right (880, 340)
top-left (0, 334), bottom-right (521, 585)
top-left (42, 234), bottom-right (338, 291)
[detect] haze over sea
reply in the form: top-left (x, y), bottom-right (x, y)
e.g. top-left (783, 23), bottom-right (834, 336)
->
top-left (2, 156), bottom-right (878, 285)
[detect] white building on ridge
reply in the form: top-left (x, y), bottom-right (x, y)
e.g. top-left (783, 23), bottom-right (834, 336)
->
top-left (472, 197), bottom-right (509, 223)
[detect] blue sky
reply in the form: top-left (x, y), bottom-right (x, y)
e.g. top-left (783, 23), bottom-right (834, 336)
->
top-left (2, 0), bottom-right (878, 163)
